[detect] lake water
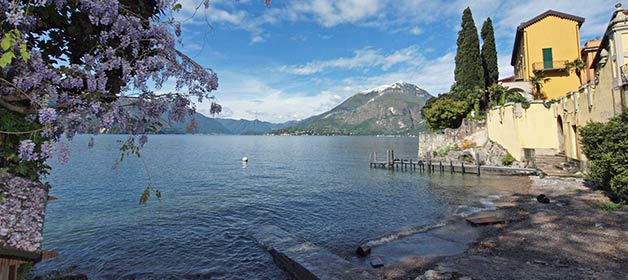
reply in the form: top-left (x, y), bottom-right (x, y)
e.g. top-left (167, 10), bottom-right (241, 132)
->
top-left (36, 135), bottom-right (529, 279)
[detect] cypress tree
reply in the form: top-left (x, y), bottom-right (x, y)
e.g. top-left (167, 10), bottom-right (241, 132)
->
top-left (454, 7), bottom-right (484, 92)
top-left (481, 17), bottom-right (499, 87)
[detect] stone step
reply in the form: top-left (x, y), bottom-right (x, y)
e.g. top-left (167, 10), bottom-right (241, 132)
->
top-left (252, 225), bottom-right (376, 280)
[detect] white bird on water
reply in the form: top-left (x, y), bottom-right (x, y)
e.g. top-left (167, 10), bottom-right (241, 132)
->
top-left (242, 157), bottom-right (248, 162)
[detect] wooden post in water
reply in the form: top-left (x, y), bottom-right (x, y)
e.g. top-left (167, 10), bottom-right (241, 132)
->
top-left (374, 152), bottom-right (377, 163)
top-left (476, 152), bottom-right (481, 176)
top-left (439, 161), bottom-right (442, 173)
top-left (461, 162), bottom-right (465, 175)
top-left (426, 152), bottom-right (431, 174)
top-left (450, 161), bottom-right (454, 174)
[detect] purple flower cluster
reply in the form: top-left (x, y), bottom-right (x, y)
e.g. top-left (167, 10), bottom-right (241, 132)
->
top-left (0, 173), bottom-right (49, 253)
top-left (18, 140), bottom-right (37, 161)
top-left (1, 0), bottom-right (221, 167)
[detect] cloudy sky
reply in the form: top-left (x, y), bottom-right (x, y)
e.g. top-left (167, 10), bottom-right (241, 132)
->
top-left (173, 0), bottom-right (618, 122)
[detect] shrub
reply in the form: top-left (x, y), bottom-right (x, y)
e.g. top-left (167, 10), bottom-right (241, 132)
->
top-left (593, 201), bottom-right (623, 211)
top-left (580, 110), bottom-right (628, 202)
top-left (421, 93), bottom-right (470, 130)
top-left (502, 153), bottom-right (515, 166)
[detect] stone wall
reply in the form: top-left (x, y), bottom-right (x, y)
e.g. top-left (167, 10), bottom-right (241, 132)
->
top-left (418, 119), bottom-right (513, 166)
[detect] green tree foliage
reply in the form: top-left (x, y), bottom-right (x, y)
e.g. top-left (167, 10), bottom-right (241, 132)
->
top-left (420, 94), bottom-right (469, 130)
top-left (530, 72), bottom-right (550, 100)
top-left (487, 84), bottom-right (508, 107)
top-left (481, 18), bottom-right (498, 87)
top-left (454, 7), bottom-right (484, 92)
top-left (566, 58), bottom-right (587, 86)
top-left (580, 110), bottom-right (628, 202)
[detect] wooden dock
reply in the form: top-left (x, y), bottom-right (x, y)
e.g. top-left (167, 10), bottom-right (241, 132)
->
top-left (369, 150), bottom-right (537, 176)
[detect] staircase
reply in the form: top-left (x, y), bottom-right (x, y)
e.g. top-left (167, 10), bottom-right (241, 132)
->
top-left (535, 154), bottom-right (581, 177)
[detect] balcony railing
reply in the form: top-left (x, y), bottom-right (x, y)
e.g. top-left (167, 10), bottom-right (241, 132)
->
top-left (532, 60), bottom-right (569, 72)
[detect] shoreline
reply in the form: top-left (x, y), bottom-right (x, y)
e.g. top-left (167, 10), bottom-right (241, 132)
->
top-left (402, 176), bottom-right (628, 280)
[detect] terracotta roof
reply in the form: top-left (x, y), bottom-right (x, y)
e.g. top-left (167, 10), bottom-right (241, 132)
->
top-left (511, 10), bottom-right (585, 66)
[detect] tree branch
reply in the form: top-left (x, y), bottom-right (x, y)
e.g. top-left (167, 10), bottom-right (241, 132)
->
top-left (0, 97), bottom-right (28, 114)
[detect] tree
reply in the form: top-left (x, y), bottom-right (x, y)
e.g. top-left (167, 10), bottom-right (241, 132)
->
top-left (580, 110), bottom-right (628, 203)
top-left (481, 17), bottom-right (498, 88)
top-left (566, 58), bottom-right (587, 86)
top-left (0, 1), bottom-right (266, 201)
top-left (454, 7), bottom-right (484, 92)
top-left (530, 72), bottom-right (551, 100)
top-left (421, 94), bottom-right (469, 130)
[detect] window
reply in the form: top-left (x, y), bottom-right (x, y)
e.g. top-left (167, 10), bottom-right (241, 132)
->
top-left (543, 48), bottom-right (553, 69)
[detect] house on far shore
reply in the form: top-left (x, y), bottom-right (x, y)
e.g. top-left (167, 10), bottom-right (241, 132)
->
top-left (502, 10), bottom-right (584, 100)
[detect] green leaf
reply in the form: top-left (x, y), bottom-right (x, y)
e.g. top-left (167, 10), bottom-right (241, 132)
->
top-left (0, 51), bottom-right (15, 68)
top-left (0, 34), bottom-right (11, 51)
top-left (139, 186), bottom-right (150, 205)
top-left (19, 43), bottom-right (29, 62)
top-left (173, 3), bottom-right (182, 11)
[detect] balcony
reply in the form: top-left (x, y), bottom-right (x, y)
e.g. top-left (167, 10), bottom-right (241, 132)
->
top-left (532, 60), bottom-right (569, 72)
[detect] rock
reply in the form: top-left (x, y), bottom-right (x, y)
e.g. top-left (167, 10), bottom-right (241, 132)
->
top-left (356, 244), bottom-right (371, 256)
top-left (537, 194), bottom-right (550, 203)
top-left (370, 256), bottom-right (384, 268)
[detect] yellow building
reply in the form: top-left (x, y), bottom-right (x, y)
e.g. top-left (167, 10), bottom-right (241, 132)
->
top-left (488, 4), bottom-right (628, 166)
top-left (509, 10), bottom-right (584, 100)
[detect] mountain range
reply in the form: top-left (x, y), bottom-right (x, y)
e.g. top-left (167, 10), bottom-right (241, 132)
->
top-left (159, 81), bottom-right (432, 135)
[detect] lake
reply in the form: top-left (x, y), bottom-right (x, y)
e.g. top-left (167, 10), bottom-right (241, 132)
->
top-left (36, 135), bottom-right (529, 279)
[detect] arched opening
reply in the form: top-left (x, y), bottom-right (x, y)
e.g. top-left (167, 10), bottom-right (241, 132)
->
top-left (557, 116), bottom-right (565, 153)
top-left (507, 88), bottom-right (534, 101)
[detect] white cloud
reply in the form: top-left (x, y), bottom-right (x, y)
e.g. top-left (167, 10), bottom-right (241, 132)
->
top-left (204, 72), bottom-right (347, 122)
top-left (288, 0), bottom-right (383, 27)
top-left (280, 46), bottom-right (425, 75)
top-left (409, 26), bottom-right (423, 35)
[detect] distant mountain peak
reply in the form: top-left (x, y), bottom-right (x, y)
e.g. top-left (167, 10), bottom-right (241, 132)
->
top-left (361, 81), bottom-right (419, 94)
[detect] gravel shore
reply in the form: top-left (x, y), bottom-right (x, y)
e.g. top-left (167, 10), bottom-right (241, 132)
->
top-left (412, 176), bottom-right (628, 280)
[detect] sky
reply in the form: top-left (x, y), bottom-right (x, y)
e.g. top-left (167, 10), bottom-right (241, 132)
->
top-left (171, 0), bottom-right (619, 123)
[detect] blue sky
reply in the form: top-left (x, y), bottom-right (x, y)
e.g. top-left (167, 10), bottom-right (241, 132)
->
top-left (172, 0), bottom-right (618, 122)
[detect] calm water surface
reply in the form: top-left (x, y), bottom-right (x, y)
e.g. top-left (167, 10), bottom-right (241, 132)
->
top-left (37, 135), bottom-right (529, 279)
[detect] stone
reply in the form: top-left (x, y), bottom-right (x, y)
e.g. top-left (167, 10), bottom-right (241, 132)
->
top-left (537, 194), bottom-right (550, 204)
top-left (370, 256), bottom-right (384, 268)
top-left (356, 244), bottom-right (371, 257)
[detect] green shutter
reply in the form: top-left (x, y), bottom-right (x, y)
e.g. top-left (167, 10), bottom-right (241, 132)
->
top-left (543, 48), bottom-right (553, 69)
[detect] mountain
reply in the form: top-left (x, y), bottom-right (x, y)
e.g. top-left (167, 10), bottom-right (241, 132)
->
top-left (159, 113), bottom-right (231, 134)
top-left (158, 113), bottom-right (290, 135)
top-left (215, 118), bottom-right (291, 135)
top-left (273, 81), bottom-right (432, 135)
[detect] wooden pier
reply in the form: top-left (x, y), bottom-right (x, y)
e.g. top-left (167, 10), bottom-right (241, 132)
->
top-left (369, 150), bottom-right (537, 176)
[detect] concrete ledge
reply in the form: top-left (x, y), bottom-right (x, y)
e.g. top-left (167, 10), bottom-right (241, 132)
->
top-left (252, 225), bottom-right (376, 280)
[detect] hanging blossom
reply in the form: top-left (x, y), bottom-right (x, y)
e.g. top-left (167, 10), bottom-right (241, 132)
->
top-left (18, 140), bottom-right (38, 162)
top-left (0, 0), bottom-right (222, 166)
